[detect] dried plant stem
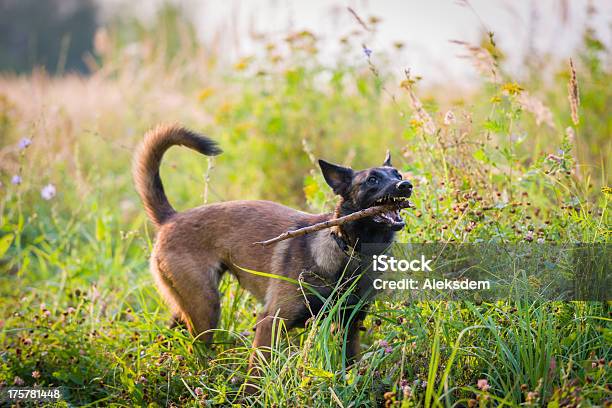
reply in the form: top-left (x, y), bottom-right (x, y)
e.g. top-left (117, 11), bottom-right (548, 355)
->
top-left (568, 58), bottom-right (580, 126)
top-left (253, 201), bottom-right (412, 247)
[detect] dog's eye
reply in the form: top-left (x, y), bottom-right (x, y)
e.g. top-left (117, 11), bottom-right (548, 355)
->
top-left (394, 170), bottom-right (402, 179)
top-left (367, 176), bottom-right (378, 185)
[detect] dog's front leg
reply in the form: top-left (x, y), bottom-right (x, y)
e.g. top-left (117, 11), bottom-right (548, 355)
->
top-left (250, 313), bottom-right (274, 364)
top-left (245, 312), bottom-right (274, 394)
top-left (344, 318), bottom-right (362, 364)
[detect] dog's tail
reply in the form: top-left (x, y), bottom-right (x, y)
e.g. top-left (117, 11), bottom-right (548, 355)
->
top-left (133, 124), bottom-right (222, 226)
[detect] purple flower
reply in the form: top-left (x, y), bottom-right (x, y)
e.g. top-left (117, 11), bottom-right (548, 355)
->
top-left (363, 45), bottom-right (372, 58)
top-left (41, 184), bottom-right (56, 200)
top-left (11, 175), bottom-right (22, 185)
top-left (384, 346), bottom-right (393, 354)
top-left (379, 339), bottom-right (389, 348)
top-left (18, 138), bottom-right (32, 150)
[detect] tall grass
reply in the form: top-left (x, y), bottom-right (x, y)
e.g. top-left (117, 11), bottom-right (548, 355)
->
top-left (0, 4), bottom-right (610, 406)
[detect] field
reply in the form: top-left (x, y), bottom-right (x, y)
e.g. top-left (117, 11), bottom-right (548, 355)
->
top-left (0, 6), bottom-right (610, 407)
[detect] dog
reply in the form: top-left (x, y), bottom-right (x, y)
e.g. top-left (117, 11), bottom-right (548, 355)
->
top-left (133, 124), bottom-right (412, 367)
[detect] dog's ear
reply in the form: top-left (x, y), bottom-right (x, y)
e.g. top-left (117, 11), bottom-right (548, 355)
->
top-left (382, 150), bottom-right (392, 167)
top-left (318, 159), bottom-right (354, 196)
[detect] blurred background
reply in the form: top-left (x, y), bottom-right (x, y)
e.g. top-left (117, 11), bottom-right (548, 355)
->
top-left (1, 0), bottom-right (611, 84)
top-left (0, 3), bottom-right (610, 404)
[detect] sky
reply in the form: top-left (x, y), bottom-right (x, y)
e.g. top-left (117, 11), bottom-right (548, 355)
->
top-left (97, 0), bottom-right (612, 83)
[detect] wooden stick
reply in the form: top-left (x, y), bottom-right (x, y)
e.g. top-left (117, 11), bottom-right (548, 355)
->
top-left (253, 200), bottom-right (413, 247)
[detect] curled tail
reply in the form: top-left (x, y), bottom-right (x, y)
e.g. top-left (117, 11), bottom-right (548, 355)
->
top-left (133, 124), bottom-right (221, 226)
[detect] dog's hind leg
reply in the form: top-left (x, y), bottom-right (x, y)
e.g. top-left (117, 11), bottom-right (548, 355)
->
top-left (168, 313), bottom-right (185, 329)
top-left (153, 255), bottom-right (223, 343)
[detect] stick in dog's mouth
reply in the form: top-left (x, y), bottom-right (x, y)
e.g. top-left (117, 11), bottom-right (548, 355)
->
top-left (253, 199), bottom-right (413, 247)
top-left (371, 196), bottom-right (411, 227)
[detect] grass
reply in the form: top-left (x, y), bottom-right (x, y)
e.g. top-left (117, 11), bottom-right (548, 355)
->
top-left (0, 5), bottom-right (610, 407)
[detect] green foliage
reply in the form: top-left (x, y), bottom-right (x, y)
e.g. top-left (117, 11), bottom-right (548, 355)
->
top-left (0, 4), bottom-right (610, 406)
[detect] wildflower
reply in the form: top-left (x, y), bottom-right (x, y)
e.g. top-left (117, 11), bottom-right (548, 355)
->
top-left (362, 45), bottom-right (372, 58)
top-left (11, 175), bottom-right (22, 185)
top-left (14, 376), bottom-right (25, 386)
top-left (347, 7), bottom-right (371, 32)
top-left (517, 91), bottom-right (555, 128)
top-left (197, 88), bottom-right (214, 102)
top-left (18, 138), bottom-right (32, 150)
top-left (477, 378), bottom-right (490, 391)
top-left (402, 384), bottom-right (412, 398)
top-left (526, 391), bottom-right (538, 403)
top-left (368, 16), bottom-right (381, 25)
top-left (379, 339), bottom-right (389, 348)
top-left (409, 118), bottom-right (423, 129)
top-left (41, 184), bottom-right (56, 200)
top-left (194, 387), bottom-right (204, 396)
top-left (567, 58), bottom-right (580, 125)
top-left (234, 57), bottom-right (251, 71)
top-left (546, 154), bottom-right (563, 164)
top-left (502, 82), bottom-right (524, 95)
top-left (32, 370), bottom-right (41, 379)
top-left (524, 231), bottom-right (534, 242)
top-left (402, 70), bottom-right (436, 135)
top-left (384, 346), bottom-right (393, 354)
top-left (451, 40), bottom-right (500, 83)
top-left (443, 110), bottom-right (456, 125)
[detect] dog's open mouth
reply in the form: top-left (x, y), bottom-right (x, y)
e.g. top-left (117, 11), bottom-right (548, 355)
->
top-left (370, 196), bottom-right (410, 229)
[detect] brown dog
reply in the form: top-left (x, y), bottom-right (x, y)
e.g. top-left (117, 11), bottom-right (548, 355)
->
top-left (133, 124), bottom-right (412, 366)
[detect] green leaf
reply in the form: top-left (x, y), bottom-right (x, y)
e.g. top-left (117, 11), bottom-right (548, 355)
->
top-left (95, 217), bottom-right (105, 242)
top-left (306, 366), bottom-right (334, 379)
top-left (0, 234), bottom-right (14, 258)
top-left (473, 149), bottom-right (488, 163)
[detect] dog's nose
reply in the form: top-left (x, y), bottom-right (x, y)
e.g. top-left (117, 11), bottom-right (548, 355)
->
top-left (396, 180), bottom-right (413, 192)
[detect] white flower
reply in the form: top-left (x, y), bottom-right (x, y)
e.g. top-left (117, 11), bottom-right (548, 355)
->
top-left (41, 184), bottom-right (56, 200)
top-left (443, 110), bottom-right (456, 125)
top-left (18, 138), bottom-right (32, 150)
top-left (11, 175), bottom-right (22, 185)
